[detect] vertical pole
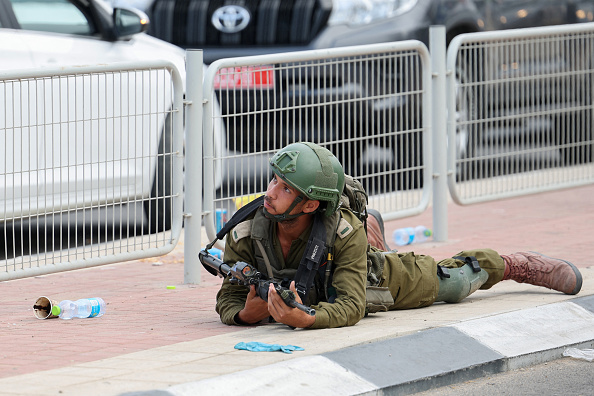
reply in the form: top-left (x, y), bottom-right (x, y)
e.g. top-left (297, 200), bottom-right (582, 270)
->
top-left (430, 26), bottom-right (448, 242)
top-left (184, 50), bottom-right (204, 284)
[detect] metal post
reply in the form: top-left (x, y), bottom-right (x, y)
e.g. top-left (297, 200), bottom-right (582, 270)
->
top-left (184, 50), bottom-right (204, 284)
top-left (430, 26), bottom-right (448, 241)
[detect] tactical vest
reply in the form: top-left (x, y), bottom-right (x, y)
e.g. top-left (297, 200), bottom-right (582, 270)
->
top-left (229, 206), bottom-right (394, 313)
top-left (229, 207), bottom-right (354, 306)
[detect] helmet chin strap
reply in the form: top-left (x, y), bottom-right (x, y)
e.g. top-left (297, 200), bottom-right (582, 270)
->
top-left (263, 195), bottom-right (311, 223)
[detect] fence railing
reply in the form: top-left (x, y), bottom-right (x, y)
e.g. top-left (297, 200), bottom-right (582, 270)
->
top-left (447, 23), bottom-right (594, 204)
top-left (193, 24), bottom-right (594, 281)
top-left (0, 61), bottom-right (184, 281)
top-left (3, 24), bottom-right (594, 283)
top-left (200, 41), bottom-right (433, 253)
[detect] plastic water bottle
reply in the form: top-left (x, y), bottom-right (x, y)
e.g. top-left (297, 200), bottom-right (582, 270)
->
top-left (215, 208), bottom-right (227, 233)
top-left (563, 347), bottom-right (594, 362)
top-left (208, 247), bottom-right (224, 259)
top-left (51, 298), bottom-right (106, 320)
top-left (393, 226), bottom-right (432, 246)
top-left (414, 225), bottom-right (432, 243)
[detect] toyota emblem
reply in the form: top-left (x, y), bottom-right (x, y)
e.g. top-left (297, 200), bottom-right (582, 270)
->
top-left (211, 5), bottom-right (251, 34)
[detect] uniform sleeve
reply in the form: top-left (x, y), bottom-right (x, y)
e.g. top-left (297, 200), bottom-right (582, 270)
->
top-left (308, 221), bottom-right (368, 329)
top-left (214, 230), bottom-right (257, 325)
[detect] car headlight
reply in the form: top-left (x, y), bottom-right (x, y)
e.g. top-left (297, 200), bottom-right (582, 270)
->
top-left (328, 0), bottom-right (418, 26)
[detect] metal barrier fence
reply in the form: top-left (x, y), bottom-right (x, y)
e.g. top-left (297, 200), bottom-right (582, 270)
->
top-left (0, 61), bottom-right (184, 281)
top-left (201, 41), bottom-right (433, 249)
top-left (4, 24), bottom-right (594, 283)
top-left (447, 23), bottom-right (594, 204)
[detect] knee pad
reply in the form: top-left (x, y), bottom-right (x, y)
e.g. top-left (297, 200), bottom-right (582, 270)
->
top-left (436, 264), bottom-right (489, 303)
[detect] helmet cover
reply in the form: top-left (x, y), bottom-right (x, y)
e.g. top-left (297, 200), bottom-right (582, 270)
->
top-left (269, 142), bottom-right (345, 216)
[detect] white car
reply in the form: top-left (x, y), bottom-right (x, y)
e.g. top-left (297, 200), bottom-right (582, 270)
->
top-left (0, 0), bottom-right (186, 73)
top-left (0, 0), bottom-right (202, 240)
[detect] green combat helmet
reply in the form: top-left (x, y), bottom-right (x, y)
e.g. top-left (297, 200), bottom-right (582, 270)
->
top-left (267, 142), bottom-right (345, 221)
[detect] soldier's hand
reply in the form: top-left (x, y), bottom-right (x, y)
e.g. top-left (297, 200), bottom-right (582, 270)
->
top-left (236, 285), bottom-right (270, 324)
top-left (267, 281), bottom-right (315, 328)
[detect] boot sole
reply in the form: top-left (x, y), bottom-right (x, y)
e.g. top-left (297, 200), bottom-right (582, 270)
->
top-left (530, 251), bottom-right (583, 295)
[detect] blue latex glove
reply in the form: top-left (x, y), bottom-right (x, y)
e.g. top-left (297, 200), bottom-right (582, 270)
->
top-left (234, 341), bottom-right (304, 354)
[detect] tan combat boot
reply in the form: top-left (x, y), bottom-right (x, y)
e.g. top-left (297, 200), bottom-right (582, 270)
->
top-left (366, 209), bottom-right (390, 251)
top-left (501, 252), bottom-right (582, 295)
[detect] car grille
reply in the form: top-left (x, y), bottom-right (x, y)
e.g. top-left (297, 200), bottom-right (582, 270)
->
top-left (147, 0), bottom-right (331, 47)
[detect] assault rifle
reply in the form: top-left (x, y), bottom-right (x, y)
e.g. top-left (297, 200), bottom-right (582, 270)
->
top-left (199, 249), bottom-right (316, 316)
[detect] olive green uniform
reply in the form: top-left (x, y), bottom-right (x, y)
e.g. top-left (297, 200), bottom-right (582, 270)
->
top-left (215, 207), bottom-right (506, 329)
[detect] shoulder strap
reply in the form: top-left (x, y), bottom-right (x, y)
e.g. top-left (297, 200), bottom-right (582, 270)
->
top-left (293, 212), bottom-right (327, 300)
top-left (318, 212), bottom-right (342, 303)
top-left (207, 196), bottom-right (265, 248)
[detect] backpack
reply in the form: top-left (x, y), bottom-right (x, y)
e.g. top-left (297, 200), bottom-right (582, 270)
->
top-left (339, 174), bottom-right (368, 225)
top-left (340, 175), bottom-right (394, 314)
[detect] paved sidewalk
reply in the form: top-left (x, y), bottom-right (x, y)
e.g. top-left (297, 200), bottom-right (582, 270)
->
top-left (1, 184), bottom-right (593, 396)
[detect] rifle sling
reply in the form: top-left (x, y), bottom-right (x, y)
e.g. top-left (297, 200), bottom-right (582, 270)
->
top-left (215, 196), bottom-right (265, 241)
top-left (254, 239), bottom-right (275, 280)
top-left (294, 212), bottom-right (327, 300)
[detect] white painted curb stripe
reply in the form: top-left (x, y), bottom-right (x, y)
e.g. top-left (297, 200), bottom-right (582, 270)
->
top-left (451, 301), bottom-right (594, 357)
top-left (168, 355), bottom-right (377, 396)
top-left (156, 299), bottom-right (594, 396)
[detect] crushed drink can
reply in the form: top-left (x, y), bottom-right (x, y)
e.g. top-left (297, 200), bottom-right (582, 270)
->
top-left (215, 208), bottom-right (227, 233)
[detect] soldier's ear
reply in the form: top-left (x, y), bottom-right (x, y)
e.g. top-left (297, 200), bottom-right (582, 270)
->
top-left (302, 199), bottom-right (320, 214)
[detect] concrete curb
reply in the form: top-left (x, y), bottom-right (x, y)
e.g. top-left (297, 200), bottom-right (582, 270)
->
top-left (133, 295), bottom-right (594, 396)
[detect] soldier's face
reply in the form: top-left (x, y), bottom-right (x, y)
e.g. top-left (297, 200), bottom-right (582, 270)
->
top-left (264, 174), bottom-right (306, 216)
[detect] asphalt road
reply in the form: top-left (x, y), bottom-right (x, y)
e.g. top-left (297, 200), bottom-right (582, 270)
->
top-left (415, 355), bottom-right (594, 396)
